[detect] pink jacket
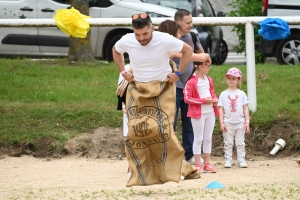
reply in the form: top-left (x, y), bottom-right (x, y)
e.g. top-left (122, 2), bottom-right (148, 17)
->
top-left (184, 75), bottom-right (219, 118)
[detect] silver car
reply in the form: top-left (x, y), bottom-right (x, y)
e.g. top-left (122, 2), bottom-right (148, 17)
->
top-left (0, 0), bottom-right (177, 61)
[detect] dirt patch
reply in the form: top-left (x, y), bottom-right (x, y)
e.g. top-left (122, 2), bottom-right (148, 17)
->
top-left (1, 121), bottom-right (300, 160)
top-left (63, 126), bottom-right (126, 159)
top-left (1, 121), bottom-right (300, 199)
top-left (210, 120), bottom-right (300, 160)
top-left (1, 155), bottom-right (300, 199)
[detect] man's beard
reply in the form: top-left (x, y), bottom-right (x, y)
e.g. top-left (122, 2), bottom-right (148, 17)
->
top-left (138, 39), bottom-right (149, 46)
top-left (138, 33), bottom-right (153, 46)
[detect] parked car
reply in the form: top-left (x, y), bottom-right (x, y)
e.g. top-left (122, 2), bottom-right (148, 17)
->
top-left (0, 0), bottom-right (177, 61)
top-left (146, 0), bottom-right (228, 65)
top-left (258, 0), bottom-right (300, 65)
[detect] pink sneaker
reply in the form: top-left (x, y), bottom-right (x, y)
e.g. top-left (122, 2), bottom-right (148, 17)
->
top-left (203, 163), bottom-right (216, 173)
top-left (195, 164), bottom-right (202, 173)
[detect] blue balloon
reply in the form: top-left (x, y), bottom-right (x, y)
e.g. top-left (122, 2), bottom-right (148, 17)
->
top-left (258, 18), bottom-right (290, 41)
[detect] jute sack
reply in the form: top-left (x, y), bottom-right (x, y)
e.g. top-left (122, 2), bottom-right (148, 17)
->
top-left (125, 79), bottom-right (200, 187)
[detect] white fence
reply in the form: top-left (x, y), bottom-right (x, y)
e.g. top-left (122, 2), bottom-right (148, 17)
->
top-left (1, 16), bottom-right (300, 112)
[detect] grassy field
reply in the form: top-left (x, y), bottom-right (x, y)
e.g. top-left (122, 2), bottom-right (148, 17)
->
top-left (1, 58), bottom-right (300, 147)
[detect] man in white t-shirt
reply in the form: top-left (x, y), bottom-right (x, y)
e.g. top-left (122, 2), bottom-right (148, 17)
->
top-left (113, 13), bottom-right (192, 83)
top-left (112, 13), bottom-right (197, 187)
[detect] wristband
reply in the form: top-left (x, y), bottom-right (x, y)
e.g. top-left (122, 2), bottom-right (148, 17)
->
top-left (120, 70), bottom-right (127, 75)
top-left (245, 120), bottom-right (250, 123)
top-left (175, 71), bottom-right (183, 77)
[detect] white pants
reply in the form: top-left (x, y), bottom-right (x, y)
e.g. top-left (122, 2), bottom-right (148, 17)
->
top-left (123, 113), bottom-right (128, 136)
top-left (191, 111), bottom-right (215, 154)
top-left (223, 122), bottom-right (246, 162)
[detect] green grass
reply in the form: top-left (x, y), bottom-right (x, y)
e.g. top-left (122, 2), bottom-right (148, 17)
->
top-left (1, 58), bottom-right (300, 146)
top-left (0, 58), bottom-right (120, 145)
top-left (9, 182), bottom-right (299, 199)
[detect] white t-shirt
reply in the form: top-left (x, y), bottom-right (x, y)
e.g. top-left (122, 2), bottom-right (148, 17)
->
top-left (218, 89), bottom-right (249, 123)
top-left (197, 76), bottom-right (213, 113)
top-left (115, 31), bottom-right (184, 82)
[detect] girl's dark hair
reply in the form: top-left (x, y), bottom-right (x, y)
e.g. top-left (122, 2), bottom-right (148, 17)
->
top-left (193, 61), bottom-right (203, 66)
top-left (185, 66), bottom-right (197, 85)
top-left (158, 20), bottom-right (180, 37)
top-left (185, 62), bottom-right (203, 85)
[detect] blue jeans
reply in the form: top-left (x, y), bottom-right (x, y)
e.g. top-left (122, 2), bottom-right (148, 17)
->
top-left (174, 87), bottom-right (194, 161)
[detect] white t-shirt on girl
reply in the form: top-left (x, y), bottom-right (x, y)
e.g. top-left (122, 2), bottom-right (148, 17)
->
top-left (197, 76), bottom-right (213, 113)
top-left (115, 31), bottom-right (183, 82)
top-left (218, 89), bottom-right (249, 123)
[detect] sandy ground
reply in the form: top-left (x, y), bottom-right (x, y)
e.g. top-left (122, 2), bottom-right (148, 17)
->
top-left (1, 155), bottom-right (300, 200)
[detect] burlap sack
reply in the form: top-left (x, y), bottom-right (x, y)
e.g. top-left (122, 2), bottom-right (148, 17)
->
top-left (125, 79), bottom-right (200, 187)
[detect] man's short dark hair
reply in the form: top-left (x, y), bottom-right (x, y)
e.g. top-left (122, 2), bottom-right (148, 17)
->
top-left (132, 14), bottom-right (152, 29)
top-left (174, 9), bottom-right (191, 22)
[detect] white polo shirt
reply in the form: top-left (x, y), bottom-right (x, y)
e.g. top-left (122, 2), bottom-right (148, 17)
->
top-left (115, 31), bottom-right (184, 82)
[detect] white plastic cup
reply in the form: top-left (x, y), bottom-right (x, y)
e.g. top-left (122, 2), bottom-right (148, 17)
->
top-left (270, 144), bottom-right (281, 155)
top-left (270, 139), bottom-right (286, 156)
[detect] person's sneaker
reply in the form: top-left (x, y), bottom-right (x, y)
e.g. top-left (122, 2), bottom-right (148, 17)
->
top-left (186, 156), bottom-right (195, 165)
top-left (127, 171), bottom-right (132, 181)
top-left (127, 167), bottom-right (132, 181)
top-left (224, 161), bottom-right (232, 168)
top-left (180, 175), bottom-right (185, 181)
top-left (203, 163), bottom-right (216, 173)
top-left (186, 156), bottom-right (204, 165)
top-left (127, 172), bottom-right (132, 180)
top-left (238, 160), bottom-right (248, 168)
top-left (195, 164), bottom-right (203, 173)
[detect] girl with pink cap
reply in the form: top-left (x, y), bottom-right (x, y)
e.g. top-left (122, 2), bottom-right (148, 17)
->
top-left (217, 68), bottom-right (251, 168)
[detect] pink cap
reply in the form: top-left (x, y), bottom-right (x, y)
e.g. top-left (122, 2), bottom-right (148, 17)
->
top-left (224, 68), bottom-right (242, 78)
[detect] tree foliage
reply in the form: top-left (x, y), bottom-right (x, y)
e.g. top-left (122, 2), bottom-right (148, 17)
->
top-left (228, 0), bottom-right (266, 63)
top-left (69, 0), bottom-right (94, 61)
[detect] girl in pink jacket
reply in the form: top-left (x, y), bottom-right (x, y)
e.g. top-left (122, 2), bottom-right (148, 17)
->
top-left (183, 62), bottom-right (219, 173)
